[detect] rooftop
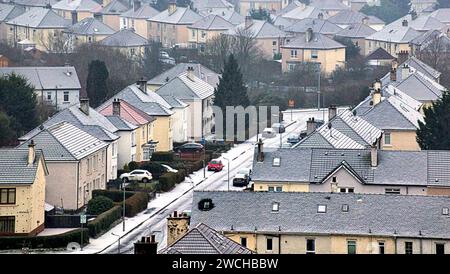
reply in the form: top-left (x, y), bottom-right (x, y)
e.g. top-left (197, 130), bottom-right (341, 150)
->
top-left (120, 3), bottom-right (159, 19)
top-left (226, 19), bottom-right (288, 39)
top-left (52, 0), bottom-right (102, 12)
top-left (100, 29), bottom-right (149, 47)
top-left (149, 6), bottom-right (203, 24)
top-left (147, 63), bottom-right (220, 87)
top-left (282, 32), bottom-right (345, 49)
top-left (6, 7), bottom-right (70, 28)
top-left (284, 18), bottom-right (343, 35)
top-left (65, 17), bottom-right (115, 36)
top-left (155, 72), bottom-right (215, 100)
top-left (0, 148), bottom-right (46, 185)
top-left (189, 14), bottom-right (234, 30)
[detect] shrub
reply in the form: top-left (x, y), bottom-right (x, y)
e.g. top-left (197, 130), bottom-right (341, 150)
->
top-left (151, 151), bottom-right (174, 162)
top-left (117, 169), bottom-right (127, 178)
top-left (124, 192), bottom-right (149, 217)
top-left (87, 205), bottom-right (122, 238)
top-left (140, 162), bottom-right (164, 179)
top-left (92, 189), bottom-right (133, 202)
top-left (0, 228), bottom-right (89, 250)
top-left (128, 161), bottom-right (139, 171)
top-left (87, 196), bottom-right (114, 215)
top-left (158, 173), bottom-right (176, 192)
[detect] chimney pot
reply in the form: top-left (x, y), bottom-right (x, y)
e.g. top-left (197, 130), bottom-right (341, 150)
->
top-left (173, 211), bottom-right (177, 217)
top-left (168, 1), bottom-right (177, 15)
top-left (328, 105), bottom-right (337, 121)
top-left (402, 19), bottom-right (408, 27)
top-left (151, 235), bottom-right (156, 243)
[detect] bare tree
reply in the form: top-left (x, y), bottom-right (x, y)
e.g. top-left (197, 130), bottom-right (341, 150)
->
top-left (38, 30), bottom-right (71, 54)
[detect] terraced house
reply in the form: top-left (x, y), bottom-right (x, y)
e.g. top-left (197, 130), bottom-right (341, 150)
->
top-left (191, 191), bottom-right (450, 254)
top-left (187, 14), bottom-right (234, 51)
top-left (0, 145), bottom-right (48, 236)
top-left (19, 122), bottom-right (108, 210)
top-left (120, 2), bottom-right (159, 38)
top-left (64, 17), bottom-right (115, 50)
top-left (52, 0), bottom-right (102, 23)
top-left (0, 2), bottom-right (25, 42)
top-left (99, 0), bottom-right (130, 31)
top-left (99, 28), bottom-right (149, 58)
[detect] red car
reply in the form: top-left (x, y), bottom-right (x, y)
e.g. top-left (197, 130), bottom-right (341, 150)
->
top-left (207, 159), bottom-right (224, 171)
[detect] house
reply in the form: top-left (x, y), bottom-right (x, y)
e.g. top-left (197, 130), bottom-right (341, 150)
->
top-left (226, 17), bottom-right (290, 58)
top-left (191, 191), bottom-right (450, 254)
top-left (191, 0), bottom-right (234, 16)
top-left (309, 0), bottom-right (350, 17)
top-left (147, 62), bottom-right (221, 91)
top-left (365, 47), bottom-right (395, 66)
top-left (18, 122), bottom-right (109, 210)
top-left (99, 99), bottom-right (158, 162)
top-left (252, 141), bottom-right (450, 195)
top-left (0, 3), bottom-right (25, 42)
top-left (5, 7), bottom-right (71, 51)
top-left (410, 29), bottom-right (450, 55)
top-left (284, 17), bottom-right (343, 37)
top-left (335, 23), bottom-right (376, 54)
top-left (327, 10), bottom-right (385, 31)
top-left (99, 0), bottom-right (130, 31)
top-left (0, 66), bottom-right (81, 110)
top-left (64, 17), bottom-right (115, 50)
top-left (97, 82), bottom-right (176, 151)
top-left (0, 145), bottom-right (48, 236)
top-left (210, 9), bottom-right (244, 25)
top-left (120, 2), bottom-right (159, 38)
top-left (239, 0), bottom-right (285, 16)
top-left (347, 0), bottom-right (379, 11)
top-left (381, 55), bottom-right (441, 85)
top-left (281, 28), bottom-right (346, 74)
top-left (99, 28), bottom-right (149, 58)
top-left (52, 0), bottom-right (102, 23)
top-left (20, 99), bottom-right (120, 181)
top-left (281, 5), bottom-right (324, 21)
top-left (147, 2), bottom-right (203, 47)
top-left (188, 14), bottom-right (234, 51)
top-left (411, 0), bottom-right (438, 14)
top-left (5, 0), bottom-right (59, 10)
top-left (160, 220), bottom-right (254, 254)
top-left (155, 67), bottom-right (215, 141)
top-left (429, 8), bottom-right (450, 26)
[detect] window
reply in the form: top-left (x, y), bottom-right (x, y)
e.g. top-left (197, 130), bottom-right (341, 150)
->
top-left (306, 239), bottom-right (315, 254)
top-left (379, 242), bottom-right (385, 254)
top-left (63, 91), bottom-right (69, 102)
top-left (142, 127), bottom-right (145, 140)
top-left (436, 243), bottom-right (445, 254)
top-left (311, 50), bottom-right (318, 59)
top-left (192, 29), bottom-right (195, 37)
top-left (385, 188), bottom-right (401, 194)
top-left (339, 188), bottom-right (354, 193)
top-left (443, 207), bottom-right (449, 215)
top-left (384, 133), bottom-right (391, 145)
top-left (342, 204), bottom-right (349, 212)
top-left (272, 40), bottom-right (277, 46)
top-left (0, 216), bottom-right (15, 233)
top-left (272, 202), bottom-right (279, 212)
top-left (240, 237), bottom-right (247, 247)
top-left (276, 186), bottom-right (282, 192)
top-left (272, 157), bottom-right (280, 166)
top-left (131, 131), bottom-right (136, 147)
top-left (288, 63), bottom-right (296, 71)
top-left (347, 240), bottom-right (356, 254)
top-left (87, 158), bottom-right (91, 173)
top-left (290, 49), bottom-right (297, 58)
top-left (266, 238), bottom-right (273, 251)
top-left (332, 176), bottom-right (337, 183)
top-left (47, 92), bottom-right (52, 100)
top-left (405, 242), bottom-right (413, 254)
top-left (317, 205), bottom-right (327, 213)
top-left (268, 186), bottom-right (274, 192)
top-left (0, 188), bottom-right (16, 204)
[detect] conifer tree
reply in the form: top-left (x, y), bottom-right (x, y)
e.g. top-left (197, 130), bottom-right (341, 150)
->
top-left (86, 60), bottom-right (109, 107)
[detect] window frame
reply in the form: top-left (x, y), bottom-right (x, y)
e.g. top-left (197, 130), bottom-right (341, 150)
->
top-left (405, 241), bottom-right (413, 254)
top-left (384, 132), bottom-right (391, 146)
top-left (0, 216), bottom-right (15, 233)
top-left (266, 237), bottom-right (273, 251)
top-left (63, 91), bottom-right (70, 102)
top-left (347, 240), bottom-right (357, 254)
top-left (0, 188), bottom-right (16, 205)
top-left (306, 239), bottom-right (316, 254)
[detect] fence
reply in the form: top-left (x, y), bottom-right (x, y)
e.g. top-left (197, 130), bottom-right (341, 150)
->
top-left (45, 214), bottom-right (96, 228)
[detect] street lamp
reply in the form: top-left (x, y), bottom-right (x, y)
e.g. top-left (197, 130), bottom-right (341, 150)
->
top-left (111, 232), bottom-right (121, 254)
top-left (222, 157), bottom-right (230, 191)
top-left (121, 180), bottom-right (126, 232)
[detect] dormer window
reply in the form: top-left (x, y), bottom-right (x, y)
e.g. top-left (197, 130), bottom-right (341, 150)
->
top-left (272, 202), bottom-right (279, 212)
top-left (443, 207), bottom-right (449, 215)
top-left (342, 204), bottom-right (349, 212)
top-left (317, 205), bottom-right (327, 213)
top-left (198, 198), bottom-right (214, 211)
top-left (273, 157), bottom-right (280, 167)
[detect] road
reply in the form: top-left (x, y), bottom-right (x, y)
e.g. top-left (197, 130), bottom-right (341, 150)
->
top-left (101, 109), bottom-right (327, 254)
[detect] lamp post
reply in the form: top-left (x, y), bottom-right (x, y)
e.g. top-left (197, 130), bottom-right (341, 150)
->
top-left (223, 156), bottom-right (230, 191)
top-left (111, 232), bottom-right (121, 254)
top-left (122, 180), bottom-right (126, 232)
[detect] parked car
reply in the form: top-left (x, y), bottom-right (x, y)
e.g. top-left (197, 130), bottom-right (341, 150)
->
top-left (233, 173), bottom-right (249, 187)
top-left (161, 164), bottom-right (178, 173)
top-left (237, 167), bottom-right (252, 181)
top-left (272, 122), bottom-right (285, 133)
top-left (120, 169), bottom-right (152, 183)
top-left (208, 159), bottom-right (224, 171)
top-left (177, 142), bottom-right (204, 153)
top-left (287, 134), bottom-right (301, 144)
top-left (299, 130), bottom-right (308, 139)
top-left (262, 128), bottom-right (276, 138)
top-left (159, 51), bottom-right (170, 58)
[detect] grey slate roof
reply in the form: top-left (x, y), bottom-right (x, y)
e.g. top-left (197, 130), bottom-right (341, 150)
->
top-left (282, 5), bottom-right (324, 21)
top-left (394, 72), bottom-right (444, 102)
top-left (226, 19), bottom-right (288, 38)
top-left (6, 7), bottom-right (70, 28)
top-left (105, 115), bottom-right (138, 131)
top-left (0, 148), bottom-right (45, 184)
top-left (0, 66), bottom-right (81, 90)
top-left (380, 56), bottom-right (441, 85)
top-left (159, 223), bottom-right (253, 254)
top-left (310, 0), bottom-right (350, 11)
top-left (52, 0), bottom-right (102, 12)
top-left (0, 3), bottom-right (25, 22)
top-left (18, 122), bottom-right (108, 161)
top-left (365, 47), bottom-right (394, 60)
top-left (97, 84), bottom-right (174, 116)
top-left (284, 18), bottom-right (342, 35)
top-left (282, 32), bottom-right (345, 49)
top-left (120, 3), bottom-right (159, 19)
top-left (190, 191), bottom-right (450, 239)
top-left (212, 9), bottom-right (244, 25)
top-left (366, 21), bottom-right (422, 43)
top-left (189, 14), bottom-right (234, 30)
top-left (410, 30), bottom-right (450, 50)
top-left (155, 73), bottom-right (214, 100)
top-left (276, 0), bottom-right (303, 16)
top-left (65, 17), bottom-right (115, 36)
top-left (191, 0), bottom-right (233, 11)
top-left (9, 0), bottom-right (58, 8)
top-left (160, 95), bottom-right (188, 108)
top-left (100, 0), bottom-right (129, 15)
top-left (430, 8), bottom-right (450, 24)
top-left (335, 23), bottom-right (376, 38)
top-left (328, 10), bottom-right (384, 26)
top-left (149, 6), bottom-right (203, 24)
top-left (100, 29), bottom-right (149, 47)
top-left (147, 63), bottom-right (220, 87)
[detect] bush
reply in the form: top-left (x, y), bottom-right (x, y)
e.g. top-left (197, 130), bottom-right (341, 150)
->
top-left (0, 228), bottom-right (89, 250)
top-left (128, 161), bottom-right (139, 171)
top-left (151, 151), bottom-right (174, 162)
top-left (92, 189), bottom-right (134, 202)
top-left (157, 173), bottom-right (176, 192)
top-left (87, 196), bottom-right (114, 215)
top-left (124, 192), bottom-right (149, 217)
top-left (140, 162), bottom-right (165, 179)
top-left (117, 169), bottom-right (127, 178)
top-left (87, 205), bottom-right (122, 238)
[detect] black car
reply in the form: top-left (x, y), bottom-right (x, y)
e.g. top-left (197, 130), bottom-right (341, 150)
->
top-left (177, 143), bottom-right (204, 153)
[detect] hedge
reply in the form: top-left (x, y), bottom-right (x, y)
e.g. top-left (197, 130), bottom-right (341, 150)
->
top-left (151, 151), bottom-right (174, 162)
top-left (124, 192), bottom-right (149, 217)
top-left (92, 189), bottom-right (134, 202)
top-left (157, 170), bottom-right (186, 192)
top-left (87, 205), bottom-right (122, 238)
top-left (0, 228), bottom-right (89, 250)
top-left (87, 195), bottom-right (114, 215)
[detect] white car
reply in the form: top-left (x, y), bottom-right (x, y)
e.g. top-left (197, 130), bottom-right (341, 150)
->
top-left (237, 167), bottom-right (252, 178)
top-left (161, 164), bottom-right (178, 173)
top-left (120, 169), bottom-right (152, 183)
top-left (262, 128), bottom-right (276, 138)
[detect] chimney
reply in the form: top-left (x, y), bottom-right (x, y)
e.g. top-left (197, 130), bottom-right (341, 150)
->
top-left (362, 16), bottom-right (369, 25)
top-left (371, 88), bottom-right (381, 106)
top-left (133, 0), bottom-right (141, 12)
top-left (71, 10), bottom-right (78, 25)
top-left (390, 67), bottom-right (397, 82)
top-left (306, 117), bottom-right (318, 134)
top-left (93, 12), bottom-right (102, 22)
top-left (373, 79), bottom-right (381, 91)
top-left (305, 27), bottom-right (313, 42)
top-left (134, 235), bottom-right (158, 254)
top-left (402, 19), bottom-right (408, 27)
top-left (328, 105), bottom-right (337, 121)
top-left (256, 138), bottom-right (264, 162)
top-left (28, 140), bottom-right (36, 165)
top-left (137, 77), bottom-right (147, 94)
top-left (401, 64), bottom-right (411, 80)
top-left (167, 211), bottom-right (190, 246)
top-left (318, 13), bottom-right (324, 20)
top-left (398, 50), bottom-right (409, 64)
top-left (371, 145), bottom-right (378, 168)
top-left (245, 16), bottom-right (253, 29)
top-left (113, 99), bottom-right (121, 116)
top-left (80, 98), bottom-right (90, 115)
top-left (168, 1), bottom-right (177, 15)
top-left (186, 66), bottom-right (195, 80)
top-left (391, 58), bottom-right (398, 71)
